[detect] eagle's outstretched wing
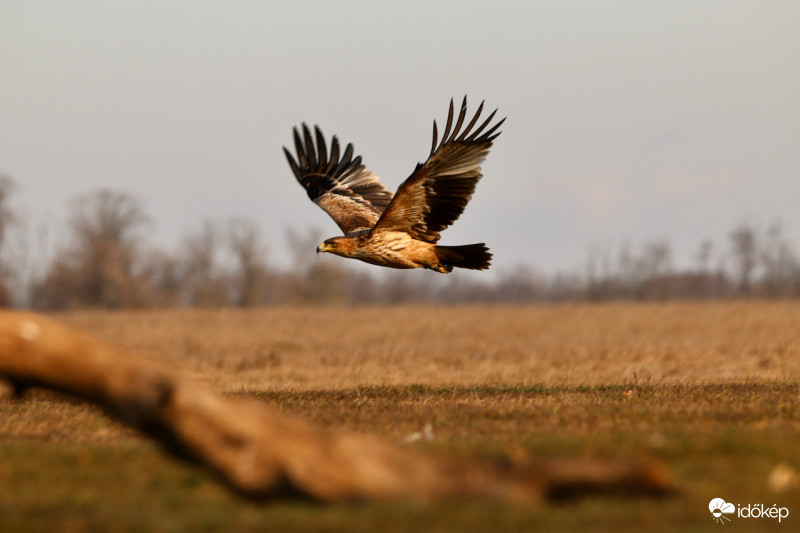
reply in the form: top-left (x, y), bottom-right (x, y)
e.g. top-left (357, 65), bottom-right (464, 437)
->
top-left (370, 97), bottom-right (504, 243)
top-left (284, 124), bottom-right (393, 235)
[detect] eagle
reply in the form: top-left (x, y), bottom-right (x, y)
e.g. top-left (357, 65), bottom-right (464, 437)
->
top-left (283, 97), bottom-right (504, 273)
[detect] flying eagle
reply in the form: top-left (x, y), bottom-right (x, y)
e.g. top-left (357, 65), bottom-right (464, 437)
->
top-left (283, 97), bottom-right (504, 273)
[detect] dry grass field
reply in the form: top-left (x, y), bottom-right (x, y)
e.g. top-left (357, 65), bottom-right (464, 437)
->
top-left (2, 302), bottom-right (800, 531)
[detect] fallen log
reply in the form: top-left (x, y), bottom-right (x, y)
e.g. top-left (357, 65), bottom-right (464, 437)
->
top-left (0, 311), bottom-right (675, 502)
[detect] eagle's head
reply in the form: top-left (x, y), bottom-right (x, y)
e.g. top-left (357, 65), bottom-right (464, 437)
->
top-left (316, 237), bottom-right (353, 257)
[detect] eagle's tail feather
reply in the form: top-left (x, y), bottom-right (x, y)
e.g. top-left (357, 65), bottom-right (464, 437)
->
top-left (434, 243), bottom-right (492, 271)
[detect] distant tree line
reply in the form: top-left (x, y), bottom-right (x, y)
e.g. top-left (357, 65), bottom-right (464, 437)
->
top-left (1, 181), bottom-right (799, 309)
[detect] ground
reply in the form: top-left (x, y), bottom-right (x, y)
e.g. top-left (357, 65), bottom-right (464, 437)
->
top-left (1, 302), bottom-right (799, 531)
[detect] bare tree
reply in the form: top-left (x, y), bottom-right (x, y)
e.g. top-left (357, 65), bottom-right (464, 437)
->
top-left (176, 220), bottom-right (230, 307)
top-left (584, 244), bottom-right (616, 300)
top-left (0, 175), bottom-right (14, 250)
top-left (137, 248), bottom-right (181, 307)
top-left (35, 190), bottom-right (152, 309)
top-left (729, 223), bottom-right (758, 297)
top-left (612, 240), bottom-right (635, 299)
top-left (637, 240), bottom-right (673, 299)
top-left (228, 218), bottom-right (271, 306)
top-left (695, 240), bottom-right (713, 274)
top-left (760, 220), bottom-right (799, 298)
top-left (0, 175), bottom-right (16, 306)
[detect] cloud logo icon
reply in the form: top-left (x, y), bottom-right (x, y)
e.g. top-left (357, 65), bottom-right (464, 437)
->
top-left (709, 498), bottom-right (735, 524)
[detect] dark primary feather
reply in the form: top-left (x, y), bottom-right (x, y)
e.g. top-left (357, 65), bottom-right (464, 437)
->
top-left (283, 124), bottom-right (393, 235)
top-left (372, 97), bottom-right (505, 243)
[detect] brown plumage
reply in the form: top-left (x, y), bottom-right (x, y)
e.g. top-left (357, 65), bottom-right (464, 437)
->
top-left (283, 97), bottom-right (503, 273)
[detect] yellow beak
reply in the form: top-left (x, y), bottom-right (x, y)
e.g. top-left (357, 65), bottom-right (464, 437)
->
top-left (316, 242), bottom-right (330, 254)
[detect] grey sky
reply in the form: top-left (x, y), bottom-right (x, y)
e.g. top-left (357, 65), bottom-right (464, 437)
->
top-left (2, 1), bottom-right (798, 277)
